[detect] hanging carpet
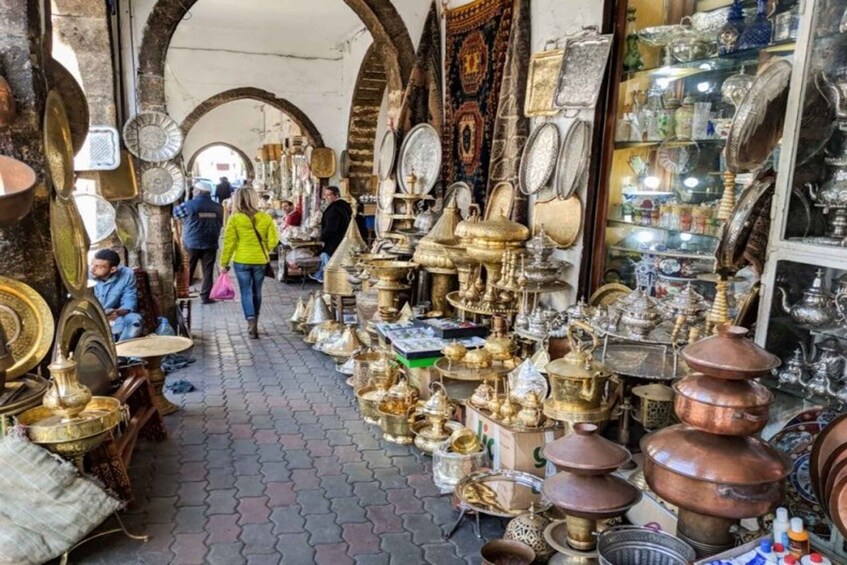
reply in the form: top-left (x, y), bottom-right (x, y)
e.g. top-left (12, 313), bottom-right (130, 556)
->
top-left (398, 2), bottom-right (443, 138)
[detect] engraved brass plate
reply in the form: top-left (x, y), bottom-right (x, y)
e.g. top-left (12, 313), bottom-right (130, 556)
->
top-left (50, 194), bottom-right (90, 299)
top-left (311, 147), bottom-right (337, 179)
top-left (532, 195), bottom-right (582, 248)
top-left (0, 274), bottom-right (54, 379)
top-left (43, 90), bottom-right (75, 197)
top-left (525, 48), bottom-right (564, 118)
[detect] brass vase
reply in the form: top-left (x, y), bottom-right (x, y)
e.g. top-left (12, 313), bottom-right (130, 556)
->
top-left (42, 353), bottom-right (92, 420)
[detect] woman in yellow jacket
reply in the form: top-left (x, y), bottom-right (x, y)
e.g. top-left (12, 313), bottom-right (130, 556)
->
top-left (220, 187), bottom-right (279, 338)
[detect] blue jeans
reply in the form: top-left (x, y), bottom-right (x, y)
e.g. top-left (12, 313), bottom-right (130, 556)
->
top-left (313, 252), bottom-right (329, 282)
top-left (233, 263), bottom-right (266, 319)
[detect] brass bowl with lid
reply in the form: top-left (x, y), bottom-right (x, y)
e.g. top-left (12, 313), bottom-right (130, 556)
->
top-left (464, 348), bottom-right (493, 370)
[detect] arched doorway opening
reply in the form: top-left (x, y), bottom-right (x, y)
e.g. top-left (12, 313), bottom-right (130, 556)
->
top-left (187, 143), bottom-right (255, 183)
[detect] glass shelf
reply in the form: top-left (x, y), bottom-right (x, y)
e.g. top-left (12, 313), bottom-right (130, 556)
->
top-left (608, 244), bottom-right (716, 261)
top-left (614, 138), bottom-right (725, 150)
top-left (607, 217), bottom-right (720, 240)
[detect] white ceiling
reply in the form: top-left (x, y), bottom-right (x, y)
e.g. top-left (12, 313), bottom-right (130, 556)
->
top-left (170, 0), bottom-right (367, 60)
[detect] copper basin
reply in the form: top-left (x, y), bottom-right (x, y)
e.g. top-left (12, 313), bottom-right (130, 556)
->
top-left (642, 425), bottom-right (791, 519)
top-left (0, 156), bottom-right (36, 227)
top-left (542, 472), bottom-right (641, 519)
top-left (673, 374), bottom-right (773, 436)
top-left (681, 325), bottom-right (780, 380)
top-left (480, 539), bottom-right (535, 565)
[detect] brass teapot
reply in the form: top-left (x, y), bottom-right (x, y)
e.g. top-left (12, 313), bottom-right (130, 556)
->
top-left (43, 353), bottom-right (91, 420)
top-left (516, 390), bottom-right (545, 429)
top-left (484, 315), bottom-right (515, 362)
top-left (777, 270), bottom-right (842, 327)
top-left (545, 321), bottom-right (614, 411)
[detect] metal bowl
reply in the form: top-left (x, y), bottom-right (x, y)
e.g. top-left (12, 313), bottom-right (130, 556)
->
top-left (0, 156), bottom-right (36, 227)
top-left (597, 526), bottom-right (695, 565)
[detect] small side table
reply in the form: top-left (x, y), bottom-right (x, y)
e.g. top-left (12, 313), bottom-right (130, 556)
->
top-left (115, 336), bottom-right (193, 416)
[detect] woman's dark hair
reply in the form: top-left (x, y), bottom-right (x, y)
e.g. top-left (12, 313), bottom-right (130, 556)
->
top-left (94, 249), bottom-right (121, 268)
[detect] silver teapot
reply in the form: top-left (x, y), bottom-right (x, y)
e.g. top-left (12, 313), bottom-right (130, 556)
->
top-left (818, 67), bottom-right (847, 131)
top-left (616, 288), bottom-right (662, 339)
top-left (777, 269), bottom-right (842, 328)
top-left (773, 349), bottom-right (806, 387)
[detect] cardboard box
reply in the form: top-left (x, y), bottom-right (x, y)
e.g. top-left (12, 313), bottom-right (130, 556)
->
top-left (465, 405), bottom-right (563, 508)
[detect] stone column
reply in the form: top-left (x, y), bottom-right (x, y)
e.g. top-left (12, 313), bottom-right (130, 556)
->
top-left (0, 0), bottom-right (63, 317)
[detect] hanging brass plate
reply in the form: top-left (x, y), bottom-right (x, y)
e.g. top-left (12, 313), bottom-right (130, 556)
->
top-left (525, 48), bottom-right (564, 118)
top-left (50, 194), bottom-right (90, 298)
top-left (47, 61), bottom-right (88, 156)
top-left (0, 275), bottom-right (54, 380)
top-left (99, 150), bottom-right (139, 201)
top-left (485, 182), bottom-right (515, 221)
top-left (311, 148), bottom-right (337, 179)
top-left (532, 195), bottom-right (582, 248)
top-left (43, 90), bottom-right (75, 197)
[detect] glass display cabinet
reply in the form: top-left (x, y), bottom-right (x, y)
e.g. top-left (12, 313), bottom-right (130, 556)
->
top-left (597, 0), bottom-right (800, 303)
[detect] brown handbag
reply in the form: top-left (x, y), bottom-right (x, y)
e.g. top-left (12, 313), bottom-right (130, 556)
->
top-left (249, 215), bottom-right (275, 278)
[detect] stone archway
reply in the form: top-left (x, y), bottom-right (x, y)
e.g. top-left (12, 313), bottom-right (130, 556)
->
top-left (182, 88), bottom-right (325, 148)
top-left (186, 142), bottom-right (255, 179)
top-left (136, 0), bottom-right (415, 111)
top-left (346, 44), bottom-right (387, 196)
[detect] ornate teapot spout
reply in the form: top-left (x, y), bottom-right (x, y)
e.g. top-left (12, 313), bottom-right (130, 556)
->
top-left (826, 376), bottom-right (847, 402)
top-left (806, 182), bottom-right (821, 205)
top-left (776, 286), bottom-right (794, 315)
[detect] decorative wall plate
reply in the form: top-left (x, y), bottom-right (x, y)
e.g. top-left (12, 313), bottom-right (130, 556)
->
top-left (378, 178), bottom-right (397, 211)
top-left (115, 202), bottom-right (145, 251)
top-left (445, 182), bottom-right (473, 219)
top-left (140, 161), bottom-right (186, 206)
top-left (0, 275), bottom-right (54, 380)
top-left (397, 124), bottom-right (441, 194)
top-left (532, 195), bottom-right (582, 248)
top-left (377, 130), bottom-right (398, 181)
top-left (519, 122), bottom-right (560, 195)
top-left (74, 330), bottom-right (119, 394)
top-left (525, 48), bottom-right (565, 118)
top-left (47, 61), bottom-right (89, 156)
top-left (715, 169), bottom-right (775, 273)
top-left (554, 32), bottom-right (614, 111)
top-left (726, 59), bottom-right (791, 173)
top-left (123, 111), bottom-right (184, 163)
top-left (339, 149), bottom-right (350, 177)
top-left (73, 193), bottom-right (116, 245)
top-left (311, 147), bottom-right (337, 179)
top-left (485, 182), bottom-right (515, 221)
top-left (50, 194), bottom-right (90, 299)
top-left (99, 150), bottom-right (138, 201)
top-left (43, 90), bottom-right (75, 197)
top-left (555, 119), bottom-right (591, 200)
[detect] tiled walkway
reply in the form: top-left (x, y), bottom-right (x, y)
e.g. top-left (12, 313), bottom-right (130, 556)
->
top-left (75, 280), bottom-right (503, 564)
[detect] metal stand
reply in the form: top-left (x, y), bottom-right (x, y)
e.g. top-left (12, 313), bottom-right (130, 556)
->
top-left (444, 504), bottom-right (482, 539)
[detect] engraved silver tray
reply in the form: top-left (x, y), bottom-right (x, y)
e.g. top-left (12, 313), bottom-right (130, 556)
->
top-left (715, 169), bottom-right (775, 273)
top-left (555, 119), bottom-right (591, 200)
top-left (519, 122), bottom-right (560, 195)
top-left (554, 32), bottom-right (614, 112)
top-left (378, 178), bottom-right (397, 211)
top-left (123, 111), bottom-right (184, 163)
top-left (397, 124), bottom-right (441, 195)
top-left (377, 130), bottom-right (397, 181)
top-left (139, 161), bottom-right (186, 206)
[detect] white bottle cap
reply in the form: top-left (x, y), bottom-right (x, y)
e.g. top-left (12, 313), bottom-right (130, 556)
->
top-left (790, 517), bottom-right (803, 532)
top-left (776, 507), bottom-right (789, 521)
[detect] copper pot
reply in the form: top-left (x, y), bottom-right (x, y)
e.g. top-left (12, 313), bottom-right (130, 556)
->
top-left (542, 472), bottom-right (641, 519)
top-left (681, 325), bottom-right (780, 380)
top-left (642, 425), bottom-right (791, 519)
top-left (673, 374), bottom-right (773, 436)
top-left (543, 422), bottom-right (630, 475)
top-left (480, 539), bottom-right (535, 565)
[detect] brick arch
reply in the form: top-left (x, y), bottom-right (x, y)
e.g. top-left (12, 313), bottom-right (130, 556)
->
top-left (186, 142), bottom-right (255, 179)
top-left (181, 88), bottom-right (325, 148)
top-left (136, 0), bottom-right (415, 110)
top-left (346, 44), bottom-right (387, 196)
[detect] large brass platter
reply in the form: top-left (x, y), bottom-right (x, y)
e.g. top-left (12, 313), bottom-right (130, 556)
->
top-left (50, 194), bottom-right (90, 298)
top-left (0, 275), bottom-right (54, 379)
top-left (485, 182), bottom-right (515, 221)
top-left (115, 335), bottom-right (193, 358)
top-left (532, 195), bottom-right (582, 248)
top-left (588, 283), bottom-right (632, 307)
top-left (47, 61), bottom-right (88, 155)
top-left (75, 330), bottom-right (119, 394)
top-left (0, 375), bottom-right (48, 416)
top-left (43, 90), bottom-right (75, 197)
top-left (99, 150), bottom-right (139, 201)
top-left (525, 48), bottom-right (564, 118)
top-left (311, 148), bottom-right (337, 179)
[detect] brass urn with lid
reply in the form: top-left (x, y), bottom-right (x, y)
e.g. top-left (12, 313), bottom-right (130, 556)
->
top-left (413, 199), bottom-right (462, 316)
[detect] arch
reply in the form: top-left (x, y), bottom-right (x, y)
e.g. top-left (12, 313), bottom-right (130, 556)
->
top-left (136, 0), bottom-right (415, 110)
top-left (346, 44), bottom-right (387, 196)
top-left (181, 87), bottom-right (325, 148)
top-left (186, 142), bottom-right (255, 179)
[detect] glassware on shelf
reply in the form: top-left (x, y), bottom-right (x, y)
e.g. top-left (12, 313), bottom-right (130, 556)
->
top-left (738, 0), bottom-right (773, 52)
top-left (717, 0), bottom-right (746, 56)
top-left (675, 95), bottom-right (695, 138)
top-left (691, 102), bottom-right (712, 140)
top-left (638, 24), bottom-right (683, 67)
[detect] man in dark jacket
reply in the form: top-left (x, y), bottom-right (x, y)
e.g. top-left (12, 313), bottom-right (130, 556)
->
top-left (312, 186), bottom-right (352, 283)
top-left (173, 180), bottom-right (224, 303)
top-left (215, 176), bottom-right (233, 203)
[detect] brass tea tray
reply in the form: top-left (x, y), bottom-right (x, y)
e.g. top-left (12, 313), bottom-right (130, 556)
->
top-left (532, 195), bottom-right (582, 248)
top-left (525, 48), bottom-right (565, 118)
top-left (0, 276), bottom-right (53, 380)
top-left (455, 469), bottom-right (551, 518)
top-left (50, 194), bottom-right (90, 298)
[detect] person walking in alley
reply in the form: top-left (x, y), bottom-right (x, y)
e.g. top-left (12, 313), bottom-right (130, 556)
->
top-left (311, 186), bottom-right (352, 283)
top-left (215, 176), bottom-right (233, 203)
top-left (220, 187), bottom-right (279, 339)
top-left (173, 179), bottom-right (224, 304)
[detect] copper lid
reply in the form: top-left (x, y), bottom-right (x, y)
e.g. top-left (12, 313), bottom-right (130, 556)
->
top-left (673, 373), bottom-right (773, 409)
top-left (542, 472), bottom-right (641, 519)
top-left (681, 325), bottom-right (780, 379)
top-left (642, 425), bottom-right (791, 485)
top-left (543, 423), bottom-right (631, 475)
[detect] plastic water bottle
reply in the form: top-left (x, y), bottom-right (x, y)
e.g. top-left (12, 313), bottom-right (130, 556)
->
top-left (155, 317), bottom-right (176, 336)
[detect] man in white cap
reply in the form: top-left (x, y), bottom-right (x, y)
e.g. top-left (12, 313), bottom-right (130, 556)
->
top-left (173, 180), bottom-right (224, 304)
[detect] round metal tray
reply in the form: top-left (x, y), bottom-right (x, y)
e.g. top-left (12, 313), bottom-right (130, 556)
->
top-left (455, 469), bottom-right (551, 518)
top-left (397, 124), bottom-right (441, 195)
top-left (599, 342), bottom-right (689, 381)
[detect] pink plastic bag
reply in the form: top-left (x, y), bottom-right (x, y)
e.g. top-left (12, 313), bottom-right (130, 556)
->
top-left (210, 272), bottom-right (235, 301)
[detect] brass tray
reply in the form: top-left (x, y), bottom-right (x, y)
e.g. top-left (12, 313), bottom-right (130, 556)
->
top-left (99, 150), bottom-right (139, 201)
top-left (455, 469), bottom-right (551, 518)
top-left (525, 48), bottom-right (564, 118)
top-left (47, 61), bottom-right (88, 155)
top-left (726, 59), bottom-right (791, 173)
top-left (715, 169), bottom-right (775, 273)
top-left (397, 124), bottom-right (441, 195)
top-left (311, 147), bottom-right (337, 179)
top-left (519, 122), bottom-right (559, 196)
top-left (115, 335), bottom-right (193, 358)
top-left (74, 330), bottom-right (119, 395)
top-left (56, 295), bottom-right (117, 364)
top-left (532, 195), bottom-right (582, 248)
top-left (377, 130), bottom-right (397, 181)
top-left (0, 375), bottom-right (48, 415)
top-left (50, 194), bottom-right (90, 298)
top-left (115, 202), bottom-right (145, 250)
top-left (0, 275), bottom-right (54, 379)
top-left (43, 90), bottom-right (75, 197)
top-left (139, 161), bottom-right (185, 206)
top-left (588, 283), bottom-right (631, 307)
top-left (445, 182), bottom-right (473, 220)
top-left (484, 182), bottom-right (515, 221)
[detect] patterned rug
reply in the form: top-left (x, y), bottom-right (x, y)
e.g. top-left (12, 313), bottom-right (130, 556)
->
top-left (442, 0), bottom-right (514, 208)
top-left (398, 2), bottom-right (443, 138)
